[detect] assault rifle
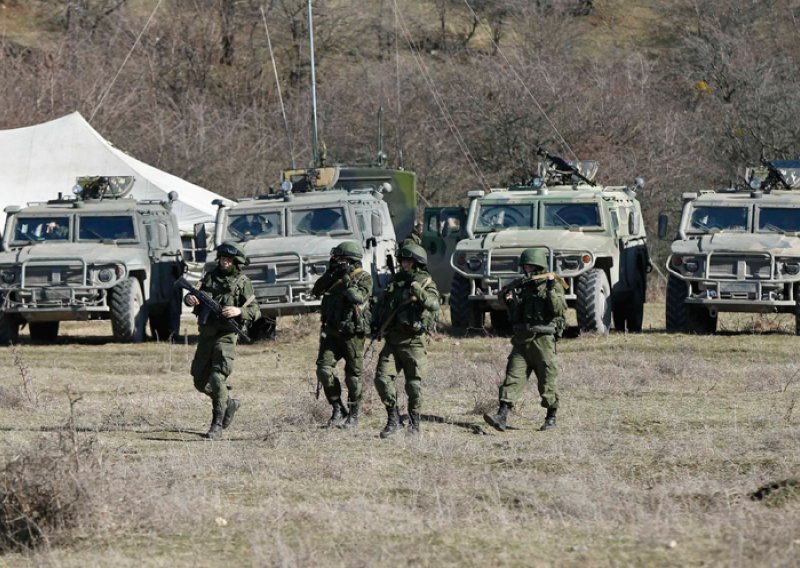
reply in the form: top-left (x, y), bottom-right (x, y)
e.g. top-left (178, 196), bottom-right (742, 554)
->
top-left (499, 272), bottom-right (569, 300)
top-left (174, 276), bottom-right (251, 342)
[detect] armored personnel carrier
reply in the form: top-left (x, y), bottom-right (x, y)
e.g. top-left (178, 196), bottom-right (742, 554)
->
top-left (0, 176), bottom-right (184, 343)
top-left (211, 164), bottom-right (415, 338)
top-left (662, 159), bottom-right (800, 334)
top-left (448, 150), bottom-right (650, 333)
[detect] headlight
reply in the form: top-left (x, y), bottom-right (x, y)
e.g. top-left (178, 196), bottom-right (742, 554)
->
top-left (98, 268), bottom-right (113, 282)
top-left (683, 260), bottom-right (699, 273)
top-left (467, 256), bottom-right (483, 271)
top-left (783, 262), bottom-right (800, 275)
top-left (561, 256), bottom-right (580, 270)
top-left (0, 270), bottom-right (15, 284)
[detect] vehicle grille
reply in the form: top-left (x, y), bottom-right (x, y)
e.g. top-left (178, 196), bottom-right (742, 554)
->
top-left (489, 256), bottom-right (518, 274)
top-left (23, 265), bottom-right (85, 287)
top-left (244, 260), bottom-right (301, 284)
top-left (708, 255), bottom-right (771, 279)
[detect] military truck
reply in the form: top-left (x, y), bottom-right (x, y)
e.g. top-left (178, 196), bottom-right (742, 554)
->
top-left (661, 159), bottom-right (800, 334)
top-left (210, 164), bottom-right (416, 338)
top-left (0, 176), bottom-right (184, 344)
top-left (448, 151), bottom-right (650, 333)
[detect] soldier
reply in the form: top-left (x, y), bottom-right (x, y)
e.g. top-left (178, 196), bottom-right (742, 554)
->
top-left (184, 242), bottom-right (261, 440)
top-left (371, 242), bottom-right (440, 437)
top-left (312, 241), bottom-right (373, 428)
top-left (484, 248), bottom-right (567, 432)
top-left (402, 220), bottom-right (423, 246)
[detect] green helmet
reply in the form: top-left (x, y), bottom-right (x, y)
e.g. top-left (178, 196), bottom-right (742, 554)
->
top-left (399, 242), bottom-right (427, 266)
top-left (217, 241), bottom-right (248, 266)
top-left (519, 248), bottom-right (548, 270)
top-left (331, 241), bottom-right (364, 261)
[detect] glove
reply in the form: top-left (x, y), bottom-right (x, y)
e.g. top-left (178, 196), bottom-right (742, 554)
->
top-left (546, 277), bottom-right (555, 291)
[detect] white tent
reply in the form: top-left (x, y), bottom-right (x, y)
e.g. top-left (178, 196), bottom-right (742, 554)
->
top-left (0, 112), bottom-right (222, 232)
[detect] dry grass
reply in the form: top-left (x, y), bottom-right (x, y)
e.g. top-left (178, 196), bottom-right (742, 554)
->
top-left (0, 305), bottom-right (796, 566)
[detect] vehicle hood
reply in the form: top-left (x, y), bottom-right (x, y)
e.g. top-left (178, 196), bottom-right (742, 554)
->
top-left (671, 233), bottom-right (800, 256)
top-left (0, 243), bottom-right (147, 266)
top-left (240, 235), bottom-right (349, 261)
top-left (457, 230), bottom-right (615, 254)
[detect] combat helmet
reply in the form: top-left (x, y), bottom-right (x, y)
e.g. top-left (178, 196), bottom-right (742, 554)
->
top-left (217, 241), bottom-right (248, 266)
top-left (331, 241), bottom-right (364, 261)
top-left (519, 248), bottom-right (548, 270)
top-left (399, 242), bottom-right (427, 267)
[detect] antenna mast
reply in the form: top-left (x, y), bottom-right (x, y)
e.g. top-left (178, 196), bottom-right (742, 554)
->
top-left (307, 0), bottom-right (320, 167)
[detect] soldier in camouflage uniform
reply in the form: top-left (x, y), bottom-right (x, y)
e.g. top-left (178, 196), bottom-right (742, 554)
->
top-left (312, 241), bottom-right (373, 428)
top-left (185, 242), bottom-right (261, 440)
top-left (372, 242), bottom-right (440, 437)
top-left (484, 248), bottom-right (566, 432)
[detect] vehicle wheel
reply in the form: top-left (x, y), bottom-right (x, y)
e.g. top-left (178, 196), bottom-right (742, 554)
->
top-left (29, 321), bottom-right (59, 343)
top-left (576, 268), bottom-right (612, 333)
top-left (0, 314), bottom-right (20, 346)
top-left (249, 317), bottom-right (276, 341)
top-left (449, 274), bottom-right (483, 329)
top-left (665, 275), bottom-right (689, 332)
top-left (489, 309), bottom-right (512, 336)
top-left (111, 278), bottom-right (147, 343)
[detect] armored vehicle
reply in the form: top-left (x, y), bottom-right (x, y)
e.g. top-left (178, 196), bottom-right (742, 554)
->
top-left (662, 159), bottom-right (800, 334)
top-left (210, 165), bottom-right (416, 338)
top-left (449, 151), bottom-right (650, 333)
top-left (0, 176), bottom-right (183, 344)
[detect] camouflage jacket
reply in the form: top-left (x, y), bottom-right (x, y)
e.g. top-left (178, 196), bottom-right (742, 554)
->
top-left (313, 262), bottom-right (373, 338)
top-left (373, 268), bottom-right (440, 339)
top-left (196, 267), bottom-right (261, 337)
top-left (502, 273), bottom-right (566, 338)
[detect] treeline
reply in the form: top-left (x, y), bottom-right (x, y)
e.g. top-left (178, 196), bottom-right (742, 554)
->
top-left (2, 0), bottom-right (800, 262)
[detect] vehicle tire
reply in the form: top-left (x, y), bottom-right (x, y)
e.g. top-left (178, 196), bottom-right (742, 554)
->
top-left (576, 268), bottom-right (612, 333)
top-left (0, 314), bottom-right (20, 346)
top-left (795, 286), bottom-right (800, 336)
top-left (29, 321), bottom-right (59, 343)
top-left (111, 277), bottom-right (147, 343)
top-left (489, 309), bottom-right (512, 336)
top-left (449, 274), bottom-right (483, 329)
top-left (665, 275), bottom-right (689, 332)
top-left (249, 317), bottom-right (276, 341)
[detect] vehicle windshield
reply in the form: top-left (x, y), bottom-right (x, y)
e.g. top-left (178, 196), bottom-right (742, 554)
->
top-left (757, 207), bottom-right (800, 233)
top-left (688, 206), bottom-right (749, 233)
top-left (227, 212), bottom-right (282, 240)
top-left (13, 216), bottom-right (70, 242)
top-left (78, 216), bottom-right (136, 241)
top-left (542, 203), bottom-right (602, 229)
top-left (475, 203), bottom-right (534, 232)
top-left (290, 207), bottom-right (350, 236)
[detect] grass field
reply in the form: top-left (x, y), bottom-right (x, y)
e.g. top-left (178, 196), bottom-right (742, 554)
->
top-left (0, 304), bottom-right (798, 566)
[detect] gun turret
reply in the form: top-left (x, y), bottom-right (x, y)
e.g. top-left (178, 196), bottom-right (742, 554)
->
top-left (536, 148), bottom-right (598, 187)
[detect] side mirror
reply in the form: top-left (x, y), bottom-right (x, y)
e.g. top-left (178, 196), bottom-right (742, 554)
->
top-left (658, 214), bottom-right (669, 240)
top-left (371, 212), bottom-right (383, 237)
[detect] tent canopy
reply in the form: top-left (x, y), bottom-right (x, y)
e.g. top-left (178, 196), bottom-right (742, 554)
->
top-left (0, 112), bottom-right (222, 232)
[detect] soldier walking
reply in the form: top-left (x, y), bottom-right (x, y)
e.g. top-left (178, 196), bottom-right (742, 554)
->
top-left (484, 248), bottom-right (567, 432)
top-left (371, 242), bottom-right (440, 437)
top-left (184, 242), bottom-right (261, 440)
top-left (312, 241), bottom-right (373, 428)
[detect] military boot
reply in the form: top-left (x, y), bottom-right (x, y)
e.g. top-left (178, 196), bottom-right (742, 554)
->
top-left (327, 400), bottom-right (348, 428)
top-left (484, 401), bottom-right (511, 432)
top-left (342, 404), bottom-right (359, 429)
top-left (408, 411), bottom-right (421, 435)
top-left (379, 406), bottom-right (400, 439)
top-left (205, 408), bottom-right (224, 440)
top-left (539, 408), bottom-right (557, 431)
top-left (222, 398), bottom-right (240, 429)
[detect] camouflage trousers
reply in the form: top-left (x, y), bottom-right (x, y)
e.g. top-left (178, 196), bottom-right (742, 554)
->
top-left (499, 334), bottom-right (559, 410)
top-left (374, 334), bottom-right (427, 414)
top-left (315, 333), bottom-right (365, 406)
top-left (191, 332), bottom-right (237, 415)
